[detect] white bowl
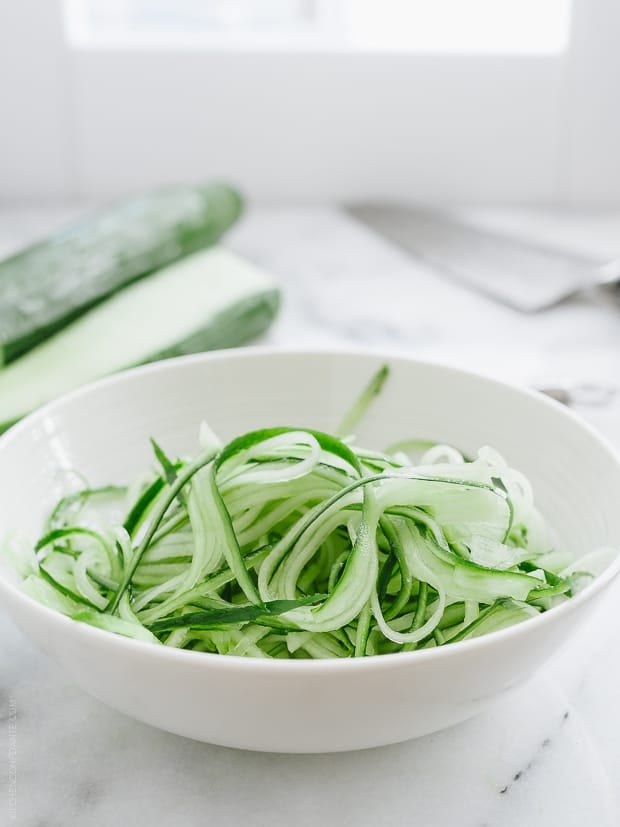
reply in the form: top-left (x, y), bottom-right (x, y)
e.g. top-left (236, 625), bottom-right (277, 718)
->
top-left (1, 348), bottom-right (619, 753)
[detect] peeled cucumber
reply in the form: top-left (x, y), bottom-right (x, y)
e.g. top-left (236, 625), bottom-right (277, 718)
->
top-left (0, 247), bottom-right (279, 431)
top-left (0, 183), bottom-right (243, 364)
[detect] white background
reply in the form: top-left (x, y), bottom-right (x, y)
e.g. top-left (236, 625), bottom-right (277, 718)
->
top-left (1, 0), bottom-right (619, 205)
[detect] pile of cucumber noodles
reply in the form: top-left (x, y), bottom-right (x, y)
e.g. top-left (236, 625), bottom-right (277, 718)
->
top-left (7, 366), bottom-right (603, 658)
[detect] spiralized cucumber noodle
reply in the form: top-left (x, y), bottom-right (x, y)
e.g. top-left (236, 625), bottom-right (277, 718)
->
top-left (4, 365), bottom-right (607, 658)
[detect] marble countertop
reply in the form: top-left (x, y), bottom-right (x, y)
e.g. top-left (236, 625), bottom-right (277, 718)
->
top-left (1, 204), bottom-right (620, 826)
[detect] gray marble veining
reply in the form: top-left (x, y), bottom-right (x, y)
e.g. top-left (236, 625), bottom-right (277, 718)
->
top-left (1, 204), bottom-right (620, 825)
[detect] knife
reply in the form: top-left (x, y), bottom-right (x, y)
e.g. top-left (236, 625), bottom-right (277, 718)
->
top-left (347, 204), bottom-right (620, 312)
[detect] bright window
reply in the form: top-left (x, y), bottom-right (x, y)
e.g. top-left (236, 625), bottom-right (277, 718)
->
top-left (64, 0), bottom-right (573, 54)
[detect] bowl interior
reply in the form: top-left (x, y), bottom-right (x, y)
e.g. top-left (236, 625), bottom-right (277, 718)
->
top-left (1, 349), bottom-right (619, 589)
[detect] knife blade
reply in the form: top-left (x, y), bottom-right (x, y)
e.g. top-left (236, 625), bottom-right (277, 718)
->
top-left (347, 204), bottom-right (618, 312)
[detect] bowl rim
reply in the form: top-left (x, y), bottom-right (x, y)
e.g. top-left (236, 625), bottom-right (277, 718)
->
top-left (1, 344), bottom-right (620, 672)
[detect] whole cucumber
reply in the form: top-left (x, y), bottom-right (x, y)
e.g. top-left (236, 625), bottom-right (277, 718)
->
top-left (0, 247), bottom-right (280, 432)
top-left (0, 183), bottom-right (243, 364)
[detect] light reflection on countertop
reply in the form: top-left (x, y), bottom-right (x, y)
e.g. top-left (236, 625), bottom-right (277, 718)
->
top-left (1, 203), bottom-right (620, 826)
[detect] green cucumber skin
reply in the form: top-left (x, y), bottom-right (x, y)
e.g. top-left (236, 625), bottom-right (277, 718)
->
top-left (0, 183), bottom-right (243, 364)
top-left (149, 289), bottom-right (280, 361)
top-left (0, 288), bottom-right (280, 435)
